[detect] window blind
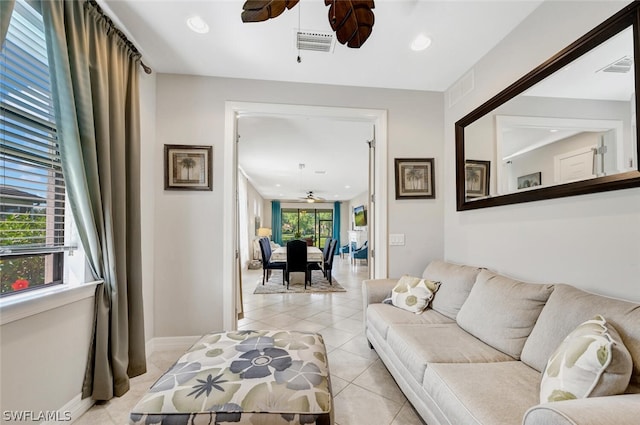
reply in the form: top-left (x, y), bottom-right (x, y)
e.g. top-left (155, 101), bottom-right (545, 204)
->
top-left (0, 0), bottom-right (66, 256)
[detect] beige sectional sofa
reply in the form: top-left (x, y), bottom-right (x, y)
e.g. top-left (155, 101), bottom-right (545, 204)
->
top-left (363, 260), bottom-right (640, 425)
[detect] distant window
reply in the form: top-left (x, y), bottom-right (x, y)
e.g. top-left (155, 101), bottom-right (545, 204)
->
top-left (0, 0), bottom-right (66, 296)
top-left (281, 208), bottom-right (333, 247)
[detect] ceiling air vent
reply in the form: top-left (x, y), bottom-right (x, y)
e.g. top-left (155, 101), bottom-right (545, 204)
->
top-left (598, 56), bottom-right (633, 73)
top-left (295, 30), bottom-right (335, 53)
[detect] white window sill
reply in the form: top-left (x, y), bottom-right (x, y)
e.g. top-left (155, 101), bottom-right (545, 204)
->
top-left (0, 280), bottom-right (102, 326)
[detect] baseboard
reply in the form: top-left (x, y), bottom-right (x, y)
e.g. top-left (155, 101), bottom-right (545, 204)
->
top-left (145, 337), bottom-right (155, 358)
top-left (55, 336), bottom-right (197, 423)
top-left (148, 335), bottom-right (201, 352)
top-left (41, 393), bottom-right (94, 425)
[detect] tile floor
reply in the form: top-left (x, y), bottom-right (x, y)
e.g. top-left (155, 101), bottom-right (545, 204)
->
top-left (75, 257), bottom-right (425, 425)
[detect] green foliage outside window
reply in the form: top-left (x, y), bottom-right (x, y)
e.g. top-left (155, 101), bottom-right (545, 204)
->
top-left (0, 213), bottom-right (46, 295)
top-left (281, 208), bottom-right (333, 247)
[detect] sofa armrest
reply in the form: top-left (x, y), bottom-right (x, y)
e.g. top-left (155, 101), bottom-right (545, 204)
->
top-left (523, 394), bottom-right (640, 425)
top-left (362, 279), bottom-right (398, 309)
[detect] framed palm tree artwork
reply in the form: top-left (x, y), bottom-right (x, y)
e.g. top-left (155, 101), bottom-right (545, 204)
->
top-left (164, 144), bottom-right (213, 191)
top-left (394, 158), bottom-right (435, 199)
top-left (465, 159), bottom-right (490, 198)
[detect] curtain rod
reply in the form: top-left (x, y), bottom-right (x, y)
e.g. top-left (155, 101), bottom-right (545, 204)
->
top-left (87, 0), bottom-right (152, 74)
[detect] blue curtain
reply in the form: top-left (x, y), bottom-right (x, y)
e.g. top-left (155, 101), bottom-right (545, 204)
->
top-left (333, 201), bottom-right (341, 254)
top-left (272, 201), bottom-right (282, 245)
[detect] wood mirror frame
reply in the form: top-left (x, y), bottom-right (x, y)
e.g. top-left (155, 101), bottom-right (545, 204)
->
top-left (455, 2), bottom-right (640, 211)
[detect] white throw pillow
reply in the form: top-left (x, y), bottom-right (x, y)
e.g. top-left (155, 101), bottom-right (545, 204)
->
top-left (540, 315), bottom-right (632, 403)
top-left (391, 275), bottom-right (440, 314)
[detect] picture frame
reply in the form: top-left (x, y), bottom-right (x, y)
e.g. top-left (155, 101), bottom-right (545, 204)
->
top-left (164, 144), bottom-right (213, 191)
top-left (517, 172), bottom-right (542, 189)
top-left (394, 158), bottom-right (435, 199)
top-left (465, 159), bottom-right (490, 198)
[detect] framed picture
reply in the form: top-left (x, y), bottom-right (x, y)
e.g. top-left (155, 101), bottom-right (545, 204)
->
top-left (517, 172), bottom-right (542, 189)
top-left (465, 159), bottom-right (490, 198)
top-left (394, 158), bottom-right (435, 199)
top-left (164, 144), bottom-right (213, 191)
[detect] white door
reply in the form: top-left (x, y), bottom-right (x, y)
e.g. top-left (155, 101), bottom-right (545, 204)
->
top-left (554, 146), bottom-right (596, 183)
top-left (367, 126), bottom-right (375, 279)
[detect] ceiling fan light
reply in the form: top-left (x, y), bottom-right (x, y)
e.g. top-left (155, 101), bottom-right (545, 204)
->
top-left (411, 34), bottom-right (432, 51)
top-left (187, 16), bottom-right (209, 34)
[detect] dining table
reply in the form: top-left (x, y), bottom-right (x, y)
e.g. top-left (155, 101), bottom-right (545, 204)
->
top-left (271, 245), bottom-right (324, 263)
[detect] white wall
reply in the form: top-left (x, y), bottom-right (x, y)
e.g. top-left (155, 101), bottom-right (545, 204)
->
top-left (444, 0), bottom-right (640, 302)
top-left (140, 70), bottom-right (156, 345)
top-left (244, 176), bottom-right (265, 263)
top-left (0, 298), bottom-right (94, 422)
top-left (154, 75), bottom-right (444, 336)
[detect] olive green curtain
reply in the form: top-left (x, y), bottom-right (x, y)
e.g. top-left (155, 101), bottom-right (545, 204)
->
top-left (40, 0), bottom-right (146, 400)
top-left (0, 0), bottom-right (15, 45)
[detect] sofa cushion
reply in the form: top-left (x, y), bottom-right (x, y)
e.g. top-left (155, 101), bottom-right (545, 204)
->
top-left (366, 304), bottom-right (453, 340)
top-left (422, 260), bottom-right (482, 320)
top-left (540, 315), bottom-right (632, 403)
top-left (386, 323), bottom-right (514, 383)
top-left (423, 361), bottom-right (541, 425)
top-left (391, 275), bottom-right (440, 314)
top-left (456, 269), bottom-right (554, 359)
top-left (521, 284), bottom-right (640, 390)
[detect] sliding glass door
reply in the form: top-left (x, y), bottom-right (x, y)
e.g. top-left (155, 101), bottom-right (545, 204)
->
top-left (281, 208), bottom-right (333, 247)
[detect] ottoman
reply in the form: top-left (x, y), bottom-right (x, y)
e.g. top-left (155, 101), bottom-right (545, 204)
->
top-left (129, 330), bottom-right (333, 425)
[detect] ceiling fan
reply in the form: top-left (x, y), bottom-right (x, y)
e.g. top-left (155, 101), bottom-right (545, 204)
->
top-left (241, 0), bottom-right (375, 48)
top-left (300, 191), bottom-right (325, 203)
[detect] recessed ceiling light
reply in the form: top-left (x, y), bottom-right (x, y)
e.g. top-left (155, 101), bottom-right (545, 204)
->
top-left (275, 184), bottom-right (281, 187)
top-left (345, 185), bottom-right (351, 189)
top-left (411, 34), bottom-right (432, 51)
top-left (187, 15), bottom-right (209, 34)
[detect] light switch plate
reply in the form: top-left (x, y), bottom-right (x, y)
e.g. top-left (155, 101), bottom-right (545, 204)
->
top-left (389, 234), bottom-right (405, 246)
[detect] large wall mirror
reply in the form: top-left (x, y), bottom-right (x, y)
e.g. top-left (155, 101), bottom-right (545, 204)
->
top-left (456, 2), bottom-right (640, 211)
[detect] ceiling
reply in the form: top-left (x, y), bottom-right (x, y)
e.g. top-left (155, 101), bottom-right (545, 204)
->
top-left (101, 0), bottom-right (546, 201)
top-left (238, 114), bottom-right (373, 202)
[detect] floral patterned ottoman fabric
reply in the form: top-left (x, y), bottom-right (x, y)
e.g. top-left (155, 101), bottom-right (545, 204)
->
top-left (129, 330), bottom-right (333, 425)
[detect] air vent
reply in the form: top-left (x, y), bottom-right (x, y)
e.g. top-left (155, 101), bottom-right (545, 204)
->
top-left (598, 56), bottom-right (633, 73)
top-left (448, 69), bottom-right (475, 108)
top-left (295, 30), bottom-right (335, 53)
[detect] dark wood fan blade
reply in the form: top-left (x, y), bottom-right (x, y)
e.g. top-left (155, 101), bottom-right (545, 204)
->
top-left (324, 0), bottom-right (375, 48)
top-left (241, 0), bottom-right (300, 23)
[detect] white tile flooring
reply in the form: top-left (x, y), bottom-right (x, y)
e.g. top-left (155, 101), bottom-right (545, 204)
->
top-left (75, 257), bottom-right (425, 425)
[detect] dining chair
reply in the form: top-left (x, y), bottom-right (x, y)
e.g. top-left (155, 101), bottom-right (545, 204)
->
top-left (323, 239), bottom-right (338, 284)
top-left (285, 239), bottom-right (309, 289)
top-left (259, 237), bottom-right (285, 285)
top-left (309, 238), bottom-right (332, 277)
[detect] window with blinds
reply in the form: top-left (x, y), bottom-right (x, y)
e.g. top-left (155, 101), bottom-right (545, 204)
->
top-left (0, 0), bottom-right (66, 296)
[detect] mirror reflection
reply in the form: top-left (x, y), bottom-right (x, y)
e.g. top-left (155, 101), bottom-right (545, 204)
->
top-left (463, 25), bottom-right (637, 200)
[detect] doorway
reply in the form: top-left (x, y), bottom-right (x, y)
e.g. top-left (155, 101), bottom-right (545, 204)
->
top-left (222, 102), bottom-right (388, 330)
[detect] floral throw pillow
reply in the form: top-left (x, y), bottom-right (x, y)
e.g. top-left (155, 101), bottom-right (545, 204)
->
top-left (391, 275), bottom-right (440, 314)
top-left (540, 315), bottom-right (632, 403)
